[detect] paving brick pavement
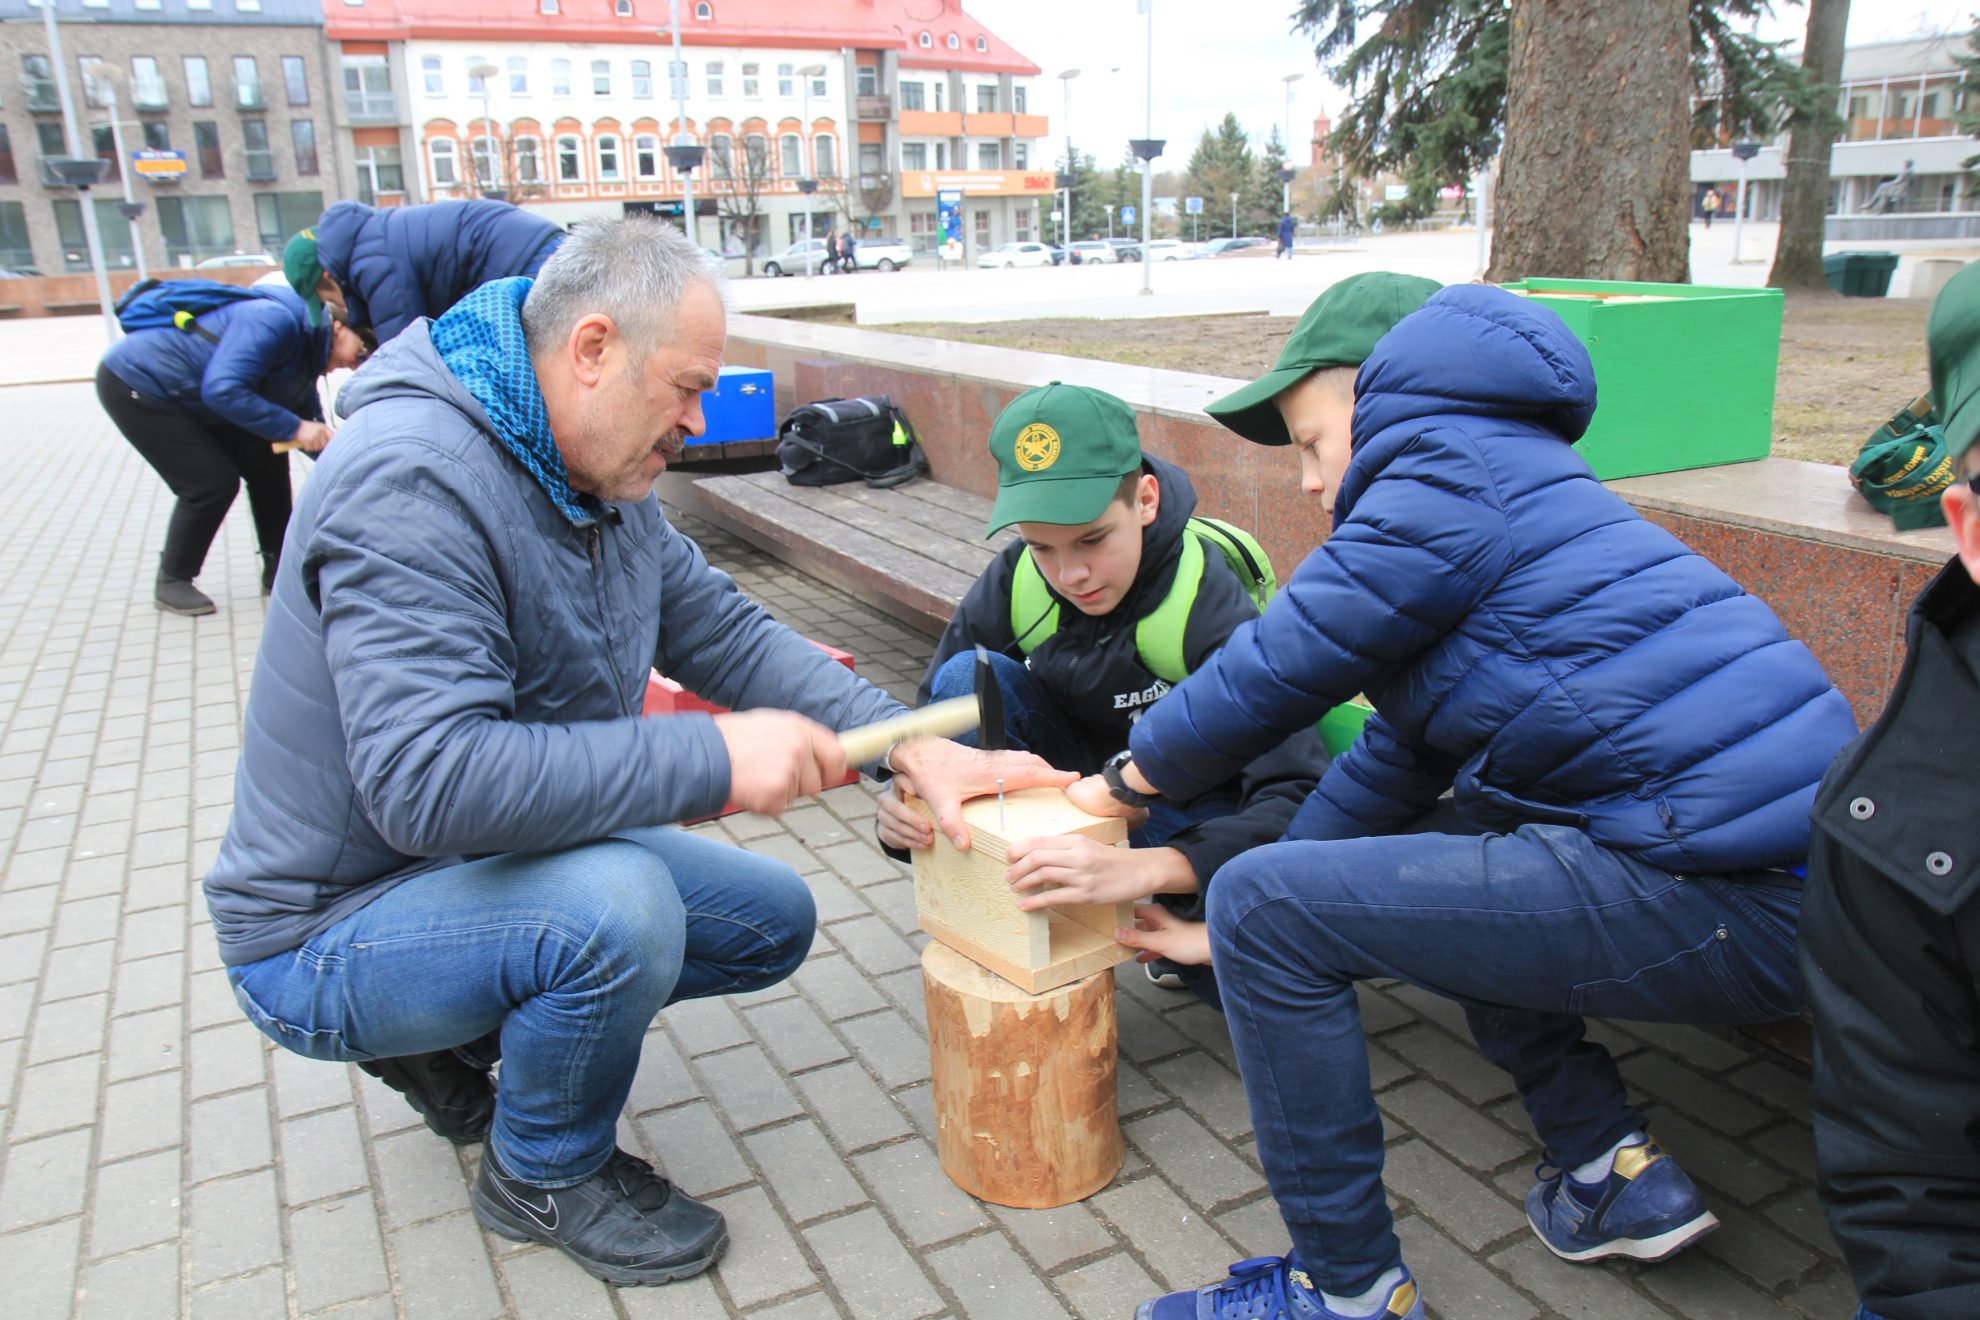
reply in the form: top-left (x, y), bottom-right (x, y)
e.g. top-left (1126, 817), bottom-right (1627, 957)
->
top-left (0, 379), bottom-right (1858, 1318)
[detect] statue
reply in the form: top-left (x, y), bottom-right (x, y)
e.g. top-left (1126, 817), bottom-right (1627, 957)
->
top-left (1866, 160), bottom-right (1916, 215)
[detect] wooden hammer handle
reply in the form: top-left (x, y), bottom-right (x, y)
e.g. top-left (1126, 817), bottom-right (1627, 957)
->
top-left (270, 440), bottom-right (303, 453)
top-left (838, 695), bottom-right (981, 765)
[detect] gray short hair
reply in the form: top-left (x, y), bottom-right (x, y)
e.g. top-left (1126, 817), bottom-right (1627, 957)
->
top-left (521, 215), bottom-right (725, 360)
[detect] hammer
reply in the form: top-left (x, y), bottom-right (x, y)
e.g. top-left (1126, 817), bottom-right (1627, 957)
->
top-left (835, 646), bottom-right (1004, 766)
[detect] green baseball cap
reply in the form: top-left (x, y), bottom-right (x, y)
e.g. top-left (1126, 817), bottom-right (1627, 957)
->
top-left (986, 382), bottom-right (1143, 536)
top-left (283, 228), bottom-right (326, 327)
top-left (1206, 272), bottom-right (1443, 446)
top-left (1929, 259), bottom-right (1980, 466)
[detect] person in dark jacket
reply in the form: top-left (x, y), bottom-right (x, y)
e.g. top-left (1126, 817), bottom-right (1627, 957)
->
top-left (1276, 212), bottom-right (1296, 258)
top-left (97, 285), bottom-right (368, 616)
top-left (877, 383), bottom-right (1328, 1004)
top-left (282, 198), bottom-right (566, 344)
top-left (1800, 260), bottom-right (1980, 1320)
top-left (208, 218), bottom-right (1061, 1289)
top-left (1071, 274), bottom-right (1858, 1320)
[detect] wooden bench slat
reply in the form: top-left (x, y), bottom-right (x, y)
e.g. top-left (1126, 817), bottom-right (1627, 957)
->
top-left (728, 473), bottom-right (1004, 581)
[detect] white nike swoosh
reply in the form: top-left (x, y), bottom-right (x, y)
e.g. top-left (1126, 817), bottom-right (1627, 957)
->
top-left (496, 1179), bottom-right (560, 1232)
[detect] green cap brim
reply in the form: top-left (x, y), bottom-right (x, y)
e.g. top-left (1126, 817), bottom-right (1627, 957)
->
top-left (1203, 364), bottom-right (1314, 447)
top-left (986, 472), bottom-right (1127, 536)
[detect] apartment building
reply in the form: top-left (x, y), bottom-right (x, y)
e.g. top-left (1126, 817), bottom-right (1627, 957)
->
top-left (0, 0), bottom-right (338, 273)
top-left (321, 0), bottom-right (1047, 258)
top-left (1693, 34), bottom-right (1978, 237)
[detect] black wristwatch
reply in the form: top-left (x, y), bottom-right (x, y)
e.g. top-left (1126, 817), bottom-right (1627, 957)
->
top-left (1101, 749), bottom-right (1160, 808)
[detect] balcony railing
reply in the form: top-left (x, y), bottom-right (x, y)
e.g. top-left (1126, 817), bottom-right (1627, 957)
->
top-left (23, 76), bottom-right (58, 111)
top-left (132, 80), bottom-right (169, 110)
top-left (245, 150), bottom-right (276, 180)
top-left (343, 90), bottom-right (396, 122)
top-left (855, 94), bottom-right (891, 120)
top-left (236, 82), bottom-right (266, 109)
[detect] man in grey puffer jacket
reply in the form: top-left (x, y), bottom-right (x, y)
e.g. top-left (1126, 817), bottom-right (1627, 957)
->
top-left (204, 218), bottom-right (1063, 1287)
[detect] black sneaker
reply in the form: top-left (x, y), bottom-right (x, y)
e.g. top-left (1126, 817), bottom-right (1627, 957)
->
top-left (356, 1050), bottom-right (495, 1144)
top-left (471, 1146), bottom-right (728, 1286)
top-left (1145, 959), bottom-right (1189, 991)
top-left (155, 573), bottom-right (216, 617)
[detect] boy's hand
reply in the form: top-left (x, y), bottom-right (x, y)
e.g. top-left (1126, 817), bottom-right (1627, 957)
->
top-left (874, 781), bottom-right (934, 851)
top-left (886, 740), bottom-right (1076, 850)
top-left (1007, 837), bottom-right (1192, 909)
top-left (1115, 904), bottom-right (1212, 965)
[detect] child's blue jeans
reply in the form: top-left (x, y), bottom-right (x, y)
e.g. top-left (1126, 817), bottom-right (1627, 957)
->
top-left (227, 826), bottom-right (813, 1187)
top-left (1210, 805), bottom-right (1804, 1296)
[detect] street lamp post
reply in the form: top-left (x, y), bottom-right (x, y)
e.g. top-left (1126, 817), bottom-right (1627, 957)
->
top-left (468, 62), bottom-right (502, 197)
top-left (1731, 139), bottom-right (1760, 265)
top-left (1103, 204), bottom-right (1114, 240)
top-left (1230, 190), bottom-right (1239, 238)
top-left (661, 0), bottom-right (705, 248)
top-left (1281, 72), bottom-right (1303, 214)
top-left (43, 2), bottom-right (117, 340)
top-left (98, 83), bottom-right (147, 279)
top-left (1134, 0), bottom-right (1157, 296)
top-left (798, 62), bottom-right (826, 278)
top-left (1057, 68), bottom-right (1080, 251)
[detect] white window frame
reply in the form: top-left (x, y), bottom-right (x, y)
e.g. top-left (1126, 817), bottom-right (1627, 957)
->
top-left (741, 63), bottom-right (759, 98)
top-left (631, 59), bottom-right (652, 98)
top-left (421, 56), bottom-right (443, 96)
top-left (512, 134), bottom-right (542, 184)
top-left (709, 132), bottom-right (733, 178)
top-left (917, 31), bottom-right (931, 48)
top-left (591, 59), bottom-right (611, 97)
top-left (694, 1), bottom-right (711, 17)
top-left (705, 61), bottom-right (723, 97)
top-left (633, 133), bottom-right (659, 179)
top-left (777, 64), bottom-right (794, 98)
top-left (779, 132), bottom-right (800, 177)
top-left (946, 33), bottom-right (960, 50)
top-left (428, 137), bottom-right (459, 187)
top-left (551, 59), bottom-right (572, 97)
top-left (507, 57), bottom-right (529, 96)
top-left (467, 57), bottom-right (489, 96)
top-left (615, 0), bottom-right (632, 14)
top-left (555, 133), bottom-right (584, 183)
top-left (595, 132), bottom-right (622, 181)
top-left (814, 132), bottom-right (836, 178)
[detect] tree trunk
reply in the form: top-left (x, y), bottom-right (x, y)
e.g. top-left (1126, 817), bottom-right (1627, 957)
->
top-left (1487, 0), bottom-right (1691, 284)
top-left (1767, 0), bottom-right (1851, 291)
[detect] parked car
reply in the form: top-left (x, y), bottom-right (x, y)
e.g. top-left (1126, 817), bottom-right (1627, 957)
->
top-left (1106, 238), bottom-right (1141, 262)
top-left (1066, 240), bottom-right (1117, 265)
top-left (848, 235), bottom-right (913, 272)
top-left (1200, 236), bottom-right (1272, 258)
top-left (194, 253), bottom-right (277, 269)
top-left (1145, 239), bottom-right (1191, 261)
top-left (1045, 244), bottom-right (1067, 266)
top-left (760, 238), bottom-right (831, 277)
top-left (978, 241), bottom-right (1055, 269)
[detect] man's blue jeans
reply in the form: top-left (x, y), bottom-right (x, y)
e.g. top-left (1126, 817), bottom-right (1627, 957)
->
top-left (228, 826), bottom-right (813, 1187)
top-left (1209, 809), bottom-right (1803, 1297)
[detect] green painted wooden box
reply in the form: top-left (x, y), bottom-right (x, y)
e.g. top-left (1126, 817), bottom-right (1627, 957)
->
top-left (1498, 278), bottom-right (1784, 481)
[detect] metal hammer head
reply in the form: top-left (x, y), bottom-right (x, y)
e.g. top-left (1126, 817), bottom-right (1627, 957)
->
top-left (973, 645), bottom-right (1006, 751)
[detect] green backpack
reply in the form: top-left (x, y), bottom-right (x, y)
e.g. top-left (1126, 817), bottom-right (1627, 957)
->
top-left (1009, 516), bottom-right (1276, 684)
top-left (1851, 393), bottom-right (1955, 531)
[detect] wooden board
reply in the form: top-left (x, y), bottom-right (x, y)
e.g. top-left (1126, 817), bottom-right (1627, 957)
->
top-left (909, 788), bottom-right (1134, 994)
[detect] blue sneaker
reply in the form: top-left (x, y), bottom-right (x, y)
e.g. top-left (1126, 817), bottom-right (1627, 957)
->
top-left (1134, 1254), bottom-right (1425, 1320)
top-left (1526, 1134), bottom-right (1719, 1263)
top-left (1854, 1307), bottom-right (1890, 1320)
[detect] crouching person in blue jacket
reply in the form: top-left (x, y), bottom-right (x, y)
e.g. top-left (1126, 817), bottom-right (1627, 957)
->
top-left (96, 286), bottom-right (368, 616)
top-left (206, 218), bottom-right (1062, 1288)
top-left (282, 197), bottom-right (567, 345)
top-left (1070, 274), bottom-right (1860, 1320)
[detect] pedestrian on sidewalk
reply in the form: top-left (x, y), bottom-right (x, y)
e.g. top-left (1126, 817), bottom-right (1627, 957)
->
top-left (283, 197), bottom-right (567, 345)
top-left (1277, 212), bottom-right (1296, 258)
top-left (1800, 259), bottom-right (1980, 1320)
top-left (1702, 188), bottom-right (1722, 228)
top-left (1065, 273), bottom-right (1857, 1320)
top-left (96, 285), bottom-right (368, 616)
top-left (875, 382), bottom-right (1329, 1006)
top-left (205, 217), bottom-right (1063, 1289)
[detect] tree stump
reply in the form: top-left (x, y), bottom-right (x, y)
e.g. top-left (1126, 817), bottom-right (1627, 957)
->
top-left (921, 940), bottom-right (1123, 1209)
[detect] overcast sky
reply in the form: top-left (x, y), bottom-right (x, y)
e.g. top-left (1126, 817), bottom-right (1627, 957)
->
top-left (967, 0), bottom-right (1980, 170)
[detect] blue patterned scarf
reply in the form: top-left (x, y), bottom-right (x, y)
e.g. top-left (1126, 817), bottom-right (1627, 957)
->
top-left (430, 277), bottom-right (596, 526)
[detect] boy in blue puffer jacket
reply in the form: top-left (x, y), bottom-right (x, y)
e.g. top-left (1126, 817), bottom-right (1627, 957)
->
top-left (1071, 274), bottom-right (1859, 1320)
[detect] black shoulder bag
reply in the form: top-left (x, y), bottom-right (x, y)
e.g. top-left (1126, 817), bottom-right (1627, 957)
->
top-left (776, 396), bottom-right (930, 490)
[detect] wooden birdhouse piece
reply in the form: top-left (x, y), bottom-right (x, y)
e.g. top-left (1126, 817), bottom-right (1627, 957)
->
top-left (910, 787), bottom-right (1135, 994)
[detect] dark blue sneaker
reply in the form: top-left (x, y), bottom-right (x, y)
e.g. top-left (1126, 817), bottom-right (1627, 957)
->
top-left (1854, 1307), bottom-right (1890, 1320)
top-left (1134, 1255), bottom-right (1424, 1320)
top-left (1526, 1134), bottom-right (1719, 1263)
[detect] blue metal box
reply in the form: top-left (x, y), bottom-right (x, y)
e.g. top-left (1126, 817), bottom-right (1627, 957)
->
top-left (693, 365), bottom-right (775, 445)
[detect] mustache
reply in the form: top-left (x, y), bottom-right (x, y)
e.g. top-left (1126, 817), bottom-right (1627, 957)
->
top-left (657, 430), bottom-right (687, 458)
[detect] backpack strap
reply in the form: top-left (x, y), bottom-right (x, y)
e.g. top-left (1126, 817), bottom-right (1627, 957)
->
top-left (173, 309), bottom-right (223, 346)
top-left (1133, 532), bottom-right (1205, 685)
top-left (1009, 548), bottom-right (1061, 654)
top-left (1186, 515), bottom-right (1276, 609)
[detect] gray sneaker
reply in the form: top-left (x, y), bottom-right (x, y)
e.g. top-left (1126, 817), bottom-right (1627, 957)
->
top-left (471, 1146), bottom-right (728, 1286)
top-left (154, 573), bottom-right (216, 616)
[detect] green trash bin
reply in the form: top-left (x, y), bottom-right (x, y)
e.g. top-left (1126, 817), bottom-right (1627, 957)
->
top-left (1823, 251), bottom-right (1900, 297)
